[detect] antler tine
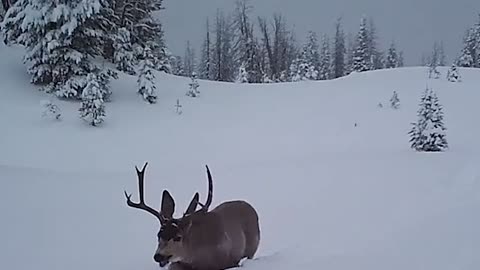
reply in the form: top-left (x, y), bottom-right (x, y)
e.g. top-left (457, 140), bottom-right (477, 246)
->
top-left (204, 165), bottom-right (213, 209)
top-left (124, 162), bottom-right (163, 223)
top-left (196, 165), bottom-right (213, 213)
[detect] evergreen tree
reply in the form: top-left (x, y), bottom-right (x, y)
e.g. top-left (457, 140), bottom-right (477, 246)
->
top-left (289, 56), bottom-right (309, 82)
top-left (303, 30), bottom-right (320, 78)
top-left (137, 46), bottom-right (157, 104)
top-left (318, 34), bottom-right (331, 80)
top-left (186, 72), bottom-right (200, 97)
top-left (457, 28), bottom-right (477, 67)
top-left (235, 63), bottom-right (249, 83)
top-left (409, 87), bottom-right (448, 152)
top-left (352, 16), bottom-right (370, 72)
top-left (386, 41), bottom-right (398, 68)
top-left (170, 55), bottom-right (185, 76)
top-left (113, 27), bottom-right (135, 75)
top-left (198, 18), bottom-right (211, 80)
top-left (332, 17), bottom-right (346, 78)
top-left (1, 0), bottom-right (14, 13)
top-left (1, 0), bottom-right (115, 99)
top-left (289, 58), bottom-right (300, 81)
top-left (390, 90), bottom-right (400, 109)
top-left (446, 63), bottom-right (461, 82)
top-left (79, 72), bottom-right (106, 126)
top-left (366, 17), bottom-right (383, 70)
top-left (291, 31), bottom-right (320, 81)
top-left (243, 36), bottom-right (263, 83)
top-left (345, 32), bottom-right (356, 75)
top-left (476, 15), bottom-right (480, 67)
top-left (109, 0), bottom-right (168, 71)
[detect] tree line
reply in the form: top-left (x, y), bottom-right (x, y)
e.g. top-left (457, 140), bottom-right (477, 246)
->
top-left (171, 0), bottom-right (405, 84)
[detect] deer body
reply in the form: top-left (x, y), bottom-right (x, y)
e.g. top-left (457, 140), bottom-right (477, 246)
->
top-left (124, 163), bottom-right (260, 270)
top-left (173, 200), bottom-right (260, 270)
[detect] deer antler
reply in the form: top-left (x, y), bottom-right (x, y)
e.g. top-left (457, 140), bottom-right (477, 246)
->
top-left (124, 162), bottom-right (164, 224)
top-left (196, 165), bottom-right (214, 213)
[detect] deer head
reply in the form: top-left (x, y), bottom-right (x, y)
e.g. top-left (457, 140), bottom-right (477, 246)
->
top-left (124, 162), bottom-right (213, 267)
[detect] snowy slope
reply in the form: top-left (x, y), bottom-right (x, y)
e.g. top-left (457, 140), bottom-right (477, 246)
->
top-left (1, 42), bottom-right (480, 270)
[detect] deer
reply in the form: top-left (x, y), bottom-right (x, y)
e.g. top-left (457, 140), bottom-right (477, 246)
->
top-left (124, 162), bottom-right (260, 270)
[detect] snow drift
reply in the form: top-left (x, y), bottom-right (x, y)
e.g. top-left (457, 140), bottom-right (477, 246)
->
top-left (1, 43), bottom-right (480, 270)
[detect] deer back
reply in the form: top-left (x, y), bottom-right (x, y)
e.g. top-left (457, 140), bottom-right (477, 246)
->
top-left (181, 200), bottom-right (260, 270)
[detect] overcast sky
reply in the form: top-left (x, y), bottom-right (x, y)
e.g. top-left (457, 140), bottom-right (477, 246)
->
top-left (160, 0), bottom-right (480, 66)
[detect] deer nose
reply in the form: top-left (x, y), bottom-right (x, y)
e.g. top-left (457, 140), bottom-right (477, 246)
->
top-left (154, 254), bottom-right (170, 266)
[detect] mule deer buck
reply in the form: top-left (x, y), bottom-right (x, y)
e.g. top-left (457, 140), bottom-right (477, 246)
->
top-left (124, 162), bottom-right (260, 270)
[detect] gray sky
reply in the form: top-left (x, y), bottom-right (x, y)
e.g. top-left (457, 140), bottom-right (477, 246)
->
top-left (160, 0), bottom-right (480, 66)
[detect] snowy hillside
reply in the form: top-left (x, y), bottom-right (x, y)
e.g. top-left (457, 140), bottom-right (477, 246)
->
top-left (1, 42), bottom-right (480, 270)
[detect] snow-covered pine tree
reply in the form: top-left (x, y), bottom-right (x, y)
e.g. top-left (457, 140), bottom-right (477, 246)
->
top-left (366, 17), bottom-right (384, 70)
top-left (186, 72), bottom-right (200, 97)
top-left (137, 46), bottom-right (157, 104)
top-left (289, 58), bottom-right (301, 82)
top-left (457, 28), bottom-right (477, 67)
top-left (113, 27), bottom-right (136, 75)
top-left (332, 17), bottom-right (346, 78)
top-left (110, 0), bottom-right (168, 72)
top-left (40, 99), bottom-right (61, 120)
top-left (235, 63), bottom-right (249, 83)
top-left (290, 49), bottom-right (314, 82)
top-left (386, 41), bottom-right (398, 68)
top-left (79, 72), bottom-right (106, 126)
top-left (352, 16), bottom-right (370, 72)
top-left (1, 0), bottom-right (115, 99)
top-left (242, 36), bottom-right (263, 83)
top-left (446, 63), bottom-right (461, 82)
top-left (475, 15), bottom-right (480, 68)
top-left (390, 90), bottom-right (400, 109)
top-left (302, 30), bottom-right (320, 79)
top-left (318, 34), bottom-right (331, 80)
top-left (170, 55), bottom-right (185, 76)
top-left (0, 1), bottom-right (5, 20)
top-left (344, 32), bottom-right (356, 75)
top-left (408, 86), bottom-right (448, 152)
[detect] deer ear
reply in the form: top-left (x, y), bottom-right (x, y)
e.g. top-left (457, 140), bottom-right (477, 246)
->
top-left (185, 192), bottom-right (199, 215)
top-left (160, 190), bottom-right (175, 219)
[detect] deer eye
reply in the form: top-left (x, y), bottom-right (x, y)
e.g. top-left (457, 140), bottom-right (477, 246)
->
top-left (173, 235), bottom-right (182, 242)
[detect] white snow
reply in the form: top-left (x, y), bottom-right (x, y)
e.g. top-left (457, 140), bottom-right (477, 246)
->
top-left (1, 42), bottom-right (480, 270)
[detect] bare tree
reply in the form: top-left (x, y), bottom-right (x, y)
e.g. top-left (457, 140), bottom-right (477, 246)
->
top-left (211, 9), bottom-right (235, 82)
top-left (183, 40), bottom-right (196, 77)
top-left (257, 13), bottom-right (297, 81)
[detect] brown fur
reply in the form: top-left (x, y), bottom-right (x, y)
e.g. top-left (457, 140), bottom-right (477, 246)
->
top-left (125, 163), bottom-right (260, 270)
top-left (163, 200), bottom-right (260, 270)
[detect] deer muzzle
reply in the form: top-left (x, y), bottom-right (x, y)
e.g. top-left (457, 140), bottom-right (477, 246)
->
top-left (153, 253), bottom-right (171, 267)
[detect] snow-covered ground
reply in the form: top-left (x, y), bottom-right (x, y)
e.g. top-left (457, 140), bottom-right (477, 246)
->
top-left (1, 42), bottom-right (480, 270)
